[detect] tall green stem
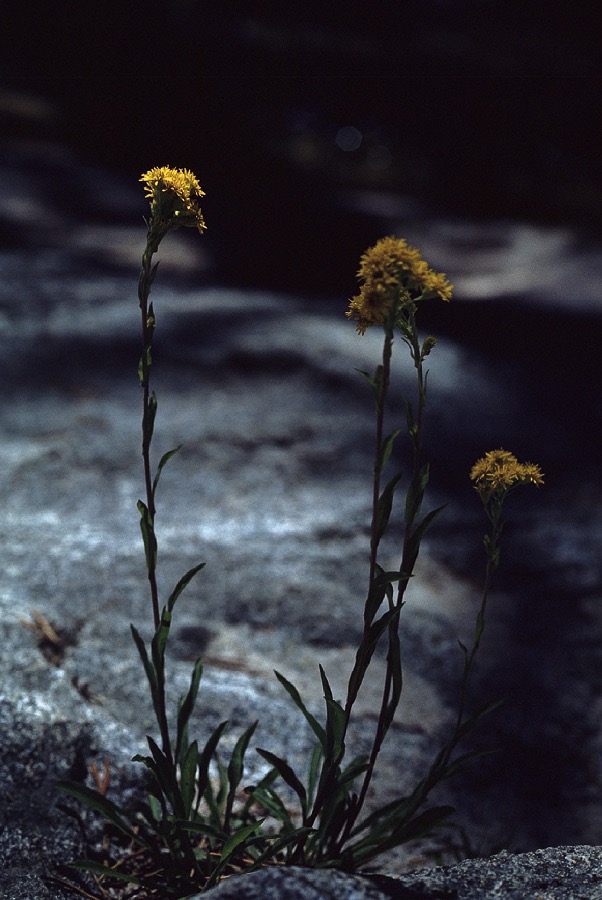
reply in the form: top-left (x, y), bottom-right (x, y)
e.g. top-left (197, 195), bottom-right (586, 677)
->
top-left (138, 240), bottom-right (161, 631)
top-left (137, 236), bottom-right (173, 767)
top-left (342, 312), bottom-right (427, 842)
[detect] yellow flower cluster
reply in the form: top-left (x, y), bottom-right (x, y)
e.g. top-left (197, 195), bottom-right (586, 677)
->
top-left (346, 236), bottom-right (453, 334)
top-left (140, 166), bottom-right (206, 235)
top-left (470, 449), bottom-right (544, 496)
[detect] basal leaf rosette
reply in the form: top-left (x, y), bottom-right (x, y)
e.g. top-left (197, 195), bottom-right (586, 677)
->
top-left (346, 236), bottom-right (453, 334)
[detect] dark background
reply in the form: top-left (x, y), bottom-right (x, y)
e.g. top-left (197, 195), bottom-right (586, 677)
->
top-left (2, 74), bottom-right (601, 289)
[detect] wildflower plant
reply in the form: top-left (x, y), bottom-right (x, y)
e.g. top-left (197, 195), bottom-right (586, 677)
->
top-left (56, 177), bottom-right (543, 896)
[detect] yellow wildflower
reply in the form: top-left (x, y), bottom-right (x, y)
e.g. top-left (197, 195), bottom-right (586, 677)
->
top-left (470, 449), bottom-right (544, 496)
top-left (517, 462), bottom-right (545, 486)
top-left (346, 284), bottom-right (407, 335)
top-left (346, 236), bottom-right (452, 333)
top-left (140, 166), bottom-right (206, 235)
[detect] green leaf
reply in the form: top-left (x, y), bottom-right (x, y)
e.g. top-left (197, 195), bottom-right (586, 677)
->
top-left (402, 503), bottom-right (446, 579)
top-left (365, 567), bottom-right (408, 624)
top-left (320, 665), bottom-right (345, 765)
top-left (130, 625), bottom-right (158, 699)
top-left (56, 781), bottom-right (144, 846)
top-left (178, 820), bottom-right (226, 841)
top-left (147, 791), bottom-right (162, 822)
top-left (247, 785), bottom-right (295, 830)
top-left (224, 721), bottom-right (258, 829)
top-left (246, 827), bottom-right (313, 868)
top-left (255, 748), bottom-right (307, 817)
top-left (179, 740), bottom-right (198, 818)
top-left (375, 471), bottom-right (403, 544)
top-left (339, 756), bottom-right (370, 789)
top-left (273, 671), bottom-right (326, 749)
top-left (454, 697), bottom-right (505, 743)
top-left (204, 821), bottom-right (266, 889)
top-left (376, 429), bottom-right (401, 474)
top-left (146, 391), bottom-right (158, 444)
top-left (138, 345), bottom-right (152, 384)
top-left (404, 463), bottom-right (430, 531)
top-left (383, 621), bottom-right (402, 733)
top-left (220, 820), bottom-right (265, 861)
top-left (152, 445), bottom-right (182, 498)
top-left (440, 747), bottom-right (500, 782)
top-left (67, 861), bottom-right (142, 886)
top-left (346, 607), bottom-right (399, 711)
top-left (355, 367), bottom-right (381, 403)
top-left (196, 720), bottom-right (229, 805)
top-left (137, 500), bottom-right (157, 571)
top-left (151, 606), bottom-right (172, 677)
top-left (167, 562), bottom-right (206, 613)
top-left (146, 736), bottom-right (179, 812)
top-left (175, 657), bottom-right (203, 765)
top-left (307, 742), bottom-right (323, 808)
top-left (349, 804), bottom-right (454, 864)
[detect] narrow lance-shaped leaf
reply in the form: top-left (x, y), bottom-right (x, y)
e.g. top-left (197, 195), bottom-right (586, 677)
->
top-left (152, 444), bottom-right (182, 498)
top-left (224, 721), bottom-right (258, 829)
top-left (179, 740), bottom-right (199, 819)
top-left (150, 606), bottom-right (172, 688)
top-left (204, 821), bottom-right (266, 890)
top-left (145, 391), bottom-right (158, 445)
top-left (245, 826), bottom-right (314, 869)
top-left (255, 748), bottom-right (308, 818)
top-left (320, 665), bottom-right (346, 766)
top-left (138, 345), bottom-right (152, 385)
top-left (56, 781), bottom-right (145, 846)
top-left (67, 861), bottom-right (142, 886)
top-left (167, 561), bottom-right (206, 613)
top-left (137, 500), bottom-right (157, 572)
top-left (355, 366), bottom-right (382, 404)
top-left (196, 720), bottom-right (229, 807)
top-left (307, 742), bottom-right (323, 809)
top-left (175, 657), bottom-right (203, 765)
top-left (346, 606), bottom-right (399, 710)
top-left (247, 785), bottom-right (296, 830)
top-left (376, 428), bottom-right (401, 475)
top-left (375, 471), bottom-right (403, 546)
top-left (404, 462), bottom-right (430, 531)
top-left (130, 624), bottom-right (158, 701)
top-left (383, 620), bottom-right (403, 733)
top-left (274, 670), bottom-right (326, 749)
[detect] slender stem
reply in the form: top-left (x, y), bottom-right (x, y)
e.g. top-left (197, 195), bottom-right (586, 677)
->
top-left (292, 327), bottom-right (395, 863)
top-left (339, 313), bottom-right (426, 846)
top-left (137, 237), bottom-right (173, 767)
top-left (343, 327), bottom-right (394, 721)
top-left (139, 241), bottom-right (161, 631)
top-left (401, 512), bottom-right (502, 816)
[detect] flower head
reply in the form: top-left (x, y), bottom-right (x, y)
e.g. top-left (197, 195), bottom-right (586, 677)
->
top-left (346, 236), bottom-right (452, 334)
top-left (140, 166), bottom-right (206, 237)
top-left (470, 449), bottom-right (544, 498)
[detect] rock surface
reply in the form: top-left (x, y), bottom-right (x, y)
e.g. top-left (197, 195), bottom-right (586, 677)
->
top-left (1, 129), bottom-right (602, 898)
top-left (196, 847), bottom-right (602, 899)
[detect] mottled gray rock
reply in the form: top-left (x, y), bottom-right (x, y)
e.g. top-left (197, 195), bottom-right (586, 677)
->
top-left (196, 866), bottom-right (396, 900)
top-left (392, 845), bottom-right (602, 900)
top-left (196, 846), bottom-right (602, 899)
